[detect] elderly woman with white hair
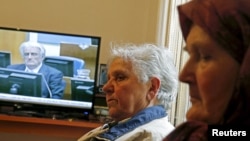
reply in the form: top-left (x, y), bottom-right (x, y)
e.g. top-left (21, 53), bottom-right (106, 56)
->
top-left (78, 43), bottom-right (178, 141)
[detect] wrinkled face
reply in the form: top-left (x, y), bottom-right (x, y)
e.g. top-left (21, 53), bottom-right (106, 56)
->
top-left (179, 25), bottom-right (240, 124)
top-left (102, 58), bottom-right (152, 121)
top-left (23, 47), bottom-right (44, 69)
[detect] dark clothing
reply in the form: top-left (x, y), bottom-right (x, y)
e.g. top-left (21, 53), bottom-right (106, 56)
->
top-left (163, 121), bottom-right (207, 141)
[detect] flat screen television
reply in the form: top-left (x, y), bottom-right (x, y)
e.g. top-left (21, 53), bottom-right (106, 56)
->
top-left (0, 27), bottom-right (101, 120)
top-left (0, 51), bottom-right (11, 68)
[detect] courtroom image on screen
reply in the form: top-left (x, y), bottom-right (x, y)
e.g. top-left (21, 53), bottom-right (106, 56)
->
top-left (0, 27), bottom-right (101, 116)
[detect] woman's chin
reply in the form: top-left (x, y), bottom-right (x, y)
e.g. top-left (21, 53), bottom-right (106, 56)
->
top-left (186, 106), bottom-right (206, 122)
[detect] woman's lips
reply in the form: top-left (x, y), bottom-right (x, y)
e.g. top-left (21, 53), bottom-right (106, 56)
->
top-left (107, 99), bottom-right (116, 105)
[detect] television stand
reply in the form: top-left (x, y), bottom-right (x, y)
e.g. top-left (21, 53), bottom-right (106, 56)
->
top-left (0, 103), bottom-right (90, 121)
top-left (0, 113), bottom-right (102, 140)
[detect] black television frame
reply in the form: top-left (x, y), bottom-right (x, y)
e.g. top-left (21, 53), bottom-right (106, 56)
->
top-left (0, 51), bottom-right (11, 68)
top-left (0, 26), bottom-right (101, 119)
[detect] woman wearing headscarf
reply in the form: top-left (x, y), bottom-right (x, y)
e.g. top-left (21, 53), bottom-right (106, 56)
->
top-left (163, 0), bottom-right (250, 140)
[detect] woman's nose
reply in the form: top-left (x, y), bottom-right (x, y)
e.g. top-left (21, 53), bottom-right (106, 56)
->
top-left (102, 79), bottom-right (114, 94)
top-left (179, 60), bottom-right (195, 84)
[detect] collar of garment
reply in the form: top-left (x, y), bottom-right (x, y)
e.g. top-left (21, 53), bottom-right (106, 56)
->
top-left (25, 63), bottom-right (42, 73)
top-left (97, 105), bottom-right (167, 140)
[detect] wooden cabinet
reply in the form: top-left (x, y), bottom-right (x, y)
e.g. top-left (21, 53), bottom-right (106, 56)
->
top-left (0, 114), bottom-right (102, 141)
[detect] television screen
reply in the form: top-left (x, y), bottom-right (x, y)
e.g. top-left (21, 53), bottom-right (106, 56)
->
top-left (0, 51), bottom-right (11, 68)
top-left (0, 27), bottom-right (101, 119)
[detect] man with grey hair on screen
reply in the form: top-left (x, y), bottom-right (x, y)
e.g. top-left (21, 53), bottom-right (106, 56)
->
top-left (7, 41), bottom-right (66, 99)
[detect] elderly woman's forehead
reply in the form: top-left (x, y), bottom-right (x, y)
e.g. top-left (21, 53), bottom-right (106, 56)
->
top-left (111, 58), bottom-right (133, 67)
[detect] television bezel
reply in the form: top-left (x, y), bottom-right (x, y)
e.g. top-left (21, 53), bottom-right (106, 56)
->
top-left (0, 26), bottom-right (101, 119)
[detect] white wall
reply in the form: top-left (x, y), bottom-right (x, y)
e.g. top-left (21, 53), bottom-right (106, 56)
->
top-left (0, 0), bottom-right (161, 64)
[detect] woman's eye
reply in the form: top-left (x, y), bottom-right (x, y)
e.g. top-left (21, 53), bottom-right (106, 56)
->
top-left (115, 74), bottom-right (125, 81)
top-left (200, 54), bottom-right (211, 61)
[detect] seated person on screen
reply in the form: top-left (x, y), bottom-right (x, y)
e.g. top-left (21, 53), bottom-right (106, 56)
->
top-left (7, 41), bottom-right (66, 99)
top-left (78, 43), bottom-right (178, 141)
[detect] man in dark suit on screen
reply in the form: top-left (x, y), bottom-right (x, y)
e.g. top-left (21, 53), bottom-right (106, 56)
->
top-left (7, 41), bottom-right (66, 99)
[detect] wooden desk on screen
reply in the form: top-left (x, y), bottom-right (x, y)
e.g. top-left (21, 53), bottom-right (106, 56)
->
top-left (0, 114), bottom-right (102, 140)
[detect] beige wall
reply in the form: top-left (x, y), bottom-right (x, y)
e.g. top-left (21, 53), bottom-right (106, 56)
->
top-left (0, 0), bottom-right (161, 64)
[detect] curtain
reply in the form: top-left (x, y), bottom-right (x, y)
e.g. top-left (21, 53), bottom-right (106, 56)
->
top-left (157, 0), bottom-right (190, 126)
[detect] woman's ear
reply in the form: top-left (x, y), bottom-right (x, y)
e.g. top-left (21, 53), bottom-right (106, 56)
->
top-left (147, 77), bottom-right (161, 100)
